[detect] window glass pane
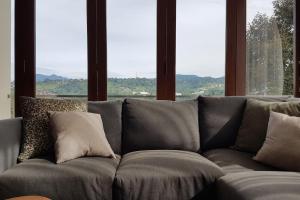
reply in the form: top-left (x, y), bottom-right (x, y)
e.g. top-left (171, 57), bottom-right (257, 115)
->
top-left (247, 0), bottom-right (294, 95)
top-left (107, 0), bottom-right (156, 100)
top-left (176, 0), bottom-right (226, 100)
top-left (36, 0), bottom-right (87, 100)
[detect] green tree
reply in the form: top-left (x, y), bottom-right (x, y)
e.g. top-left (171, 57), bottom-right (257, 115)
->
top-left (273, 0), bottom-right (294, 95)
top-left (246, 0), bottom-right (294, 95)
top-left (246, 13), bottom-right (284, 95)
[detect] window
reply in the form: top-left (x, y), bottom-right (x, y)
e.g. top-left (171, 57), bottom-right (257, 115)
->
top-left (36, 0), bottom-right (87, 99)
top-left (107, 0), bottom-right (156, 100)
top-left (15, 0), bottom-right (300, 112)
top-left (246, 0), bottom-right (294, 95)
top-left (176, 0), bottom-right (226, 99)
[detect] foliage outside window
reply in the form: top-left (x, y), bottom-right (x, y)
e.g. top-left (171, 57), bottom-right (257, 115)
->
top-left (246, 0), bottom-right (294, 95)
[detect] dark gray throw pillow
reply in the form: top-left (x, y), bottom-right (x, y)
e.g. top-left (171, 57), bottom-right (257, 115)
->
top-left (198, 96), bottom-right (288, 151)
top-left (88, 101), bottom-right (123, 154)
top-left (233, 99), bottom-right (300, 153)
top-left (122, 99), bottom-right (200, 154)
top-left (198, 96), bottom-right (246, 151)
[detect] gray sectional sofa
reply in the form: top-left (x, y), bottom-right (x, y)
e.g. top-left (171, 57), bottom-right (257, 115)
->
top-left (0, 96), bottom-right (300, 200)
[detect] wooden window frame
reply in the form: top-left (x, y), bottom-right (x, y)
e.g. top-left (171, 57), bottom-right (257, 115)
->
top-left (225, 0), bottom-right (246, 96)
top-left (15, 0), bottom-right (36, 117)
top-left (15, 0), bottom-right (300, 115)
top-left (157, 0), bottom-right (176, 100)
top-left (87, 0), bottom-right (107, 101)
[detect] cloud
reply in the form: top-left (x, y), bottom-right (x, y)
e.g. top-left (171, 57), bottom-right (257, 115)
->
top-left (247, 0), bottom-right (275, 22)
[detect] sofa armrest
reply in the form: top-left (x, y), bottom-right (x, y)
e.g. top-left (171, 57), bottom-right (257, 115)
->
top-left (0, 118), bottom-right (22, 173)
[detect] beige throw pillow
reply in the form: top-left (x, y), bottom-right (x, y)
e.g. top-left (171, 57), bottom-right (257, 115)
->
top-left (254, 112), bottom-right (300, 171)
top-left (49, 111), bottom-right (116, 163)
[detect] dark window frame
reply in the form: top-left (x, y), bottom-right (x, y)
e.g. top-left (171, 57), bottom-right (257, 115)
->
top-left (225, 0), bottom-right (246, 96)
top-left (15, 0), bottom-right (36, 117)
top-left (14, 0), bottom-right (300, 116)
top-left (87, 0), bottom-right (107, 101)
top-left (157, 0), bottom-right (176, 100)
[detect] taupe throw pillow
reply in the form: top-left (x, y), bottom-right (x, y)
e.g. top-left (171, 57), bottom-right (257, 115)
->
top-left (18, 97), bottom-right (87, 162)
top-left (234, 99), bottom-right (300, 153)
top-left (49, 111), bottom-right (116, 163)
top-left (254, 112), bottom-right (300, 171)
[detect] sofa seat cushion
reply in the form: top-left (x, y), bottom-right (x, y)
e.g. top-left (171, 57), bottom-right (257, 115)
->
top-left (217, 171), bottom-right (300, 200)
top-left (0, 156), bottom-right (120, 200)
top-left (114, 150), bottom-right (224, 200)
top-left (203, 149), bottom-right (275, 174)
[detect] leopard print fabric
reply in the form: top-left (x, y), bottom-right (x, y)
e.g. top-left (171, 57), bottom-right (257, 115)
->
top-left (18, 97), bottom-right (87, 162)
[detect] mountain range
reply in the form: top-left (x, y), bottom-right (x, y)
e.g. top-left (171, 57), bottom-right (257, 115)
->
top-left (36, 74), bottom-right (68, 82)
top-left (35, 74), bottom-right (225, 97)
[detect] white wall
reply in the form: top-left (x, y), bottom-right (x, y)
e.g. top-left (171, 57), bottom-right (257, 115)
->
top-left (0, 0), bottom-right (11, 119)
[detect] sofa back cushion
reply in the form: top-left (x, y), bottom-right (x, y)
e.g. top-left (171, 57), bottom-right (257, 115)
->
top-left (88, 101), bottom-right (123, 155)
top-left (122, 99), bottom-right (199, 154)
top-left (198, 96), bottom-right (246, 151)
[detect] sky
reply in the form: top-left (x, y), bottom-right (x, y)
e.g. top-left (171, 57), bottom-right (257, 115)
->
top-left (11, 0), bottom-right (276, 80)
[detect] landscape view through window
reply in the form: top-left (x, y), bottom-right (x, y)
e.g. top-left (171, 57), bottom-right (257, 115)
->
top-left (10, 0), bottom-right (295, 117)
top-left (107, 0), bottom-right (157, 100)
top-left (176, 0), bottom-right (226, 99)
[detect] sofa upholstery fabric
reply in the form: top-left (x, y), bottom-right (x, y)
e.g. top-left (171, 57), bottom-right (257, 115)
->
top-left (198, 96), bottom-right (246, 151)
top-left (217, 171), bottom-right (300, 200)
top-left (114, 150), bottom-right (224, 200)
top-left (0, 118), bottom-right (22, 173)
top-left (122, 99), bottom-right (200, 154)
top-left (203, 148), bottom-right (275, 174)
top-left (88, 101), bottom-right (122, 154)
top-left (0, 156), bottom-right (120, 200)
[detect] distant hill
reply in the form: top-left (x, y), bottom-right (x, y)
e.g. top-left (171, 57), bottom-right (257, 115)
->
top-left (176, 74), bottom-right (224, 96)
top-left (36, 74), bottom-right (68, 82)
top-left (35, 74), bottom-right (225, 97)
top-left (176, 74), bottom-right (224, 83)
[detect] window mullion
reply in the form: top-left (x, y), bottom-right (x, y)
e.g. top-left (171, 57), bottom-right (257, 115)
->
top-left (157, 0), bottom-right (176, 100)
top-left (87, 0), bottom-right (107, 101)
top-left (15, 0), bottom-right (36, 116)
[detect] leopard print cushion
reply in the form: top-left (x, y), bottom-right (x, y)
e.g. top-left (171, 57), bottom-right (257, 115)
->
top-left (18, 97), bottom-right (87, 162)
